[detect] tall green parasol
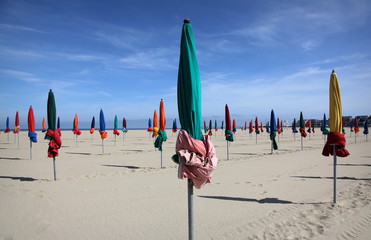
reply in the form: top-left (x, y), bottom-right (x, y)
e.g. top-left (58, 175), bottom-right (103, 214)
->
top-left (45, 89), bottom-right (61, 180)
top-left (177, 19), bottom-right (203, 141)
top-left (176, 18), bottom-right (202, 240)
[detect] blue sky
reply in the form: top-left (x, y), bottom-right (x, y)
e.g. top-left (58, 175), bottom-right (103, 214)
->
top-left (1, 0), bottom-right (371, 129)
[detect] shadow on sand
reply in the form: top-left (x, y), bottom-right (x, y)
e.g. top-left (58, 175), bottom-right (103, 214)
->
top-left (291, 176), bottom-right (371, 181)
top-left (198, 195), bottom-right (326, 205)
top-left (102, 164), bottom-right (140, 169)
top-left (0, 176), bottom-right (40, 182)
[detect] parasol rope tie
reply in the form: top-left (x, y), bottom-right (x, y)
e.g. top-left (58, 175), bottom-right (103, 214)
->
top-left (299, 127), bottom-right (307, 137)
top-left (46, 128), bottom-right (62, 158)
top-left (322, 132), bottom-right (350, 157)
top-left (28, 132), bottom-right (38, 143)
top-left (4, 128), bottom-right (10, 133)
top-left (13, 126), bottom-right (20, 133)
top-left (173, 130), bottom-right (218, 189)
top-left (73, 129), bottom-right (82, 135)
top-left (154, 130), bottom-right (167, 151)
top-left (99, 130), bottom-right (108, 139)
top-left (90, 128), bottom-right (95, 134)
top-left (225, 129), bottom-right (234, 142)
top-left (113, 129), bottom-right (121, 135)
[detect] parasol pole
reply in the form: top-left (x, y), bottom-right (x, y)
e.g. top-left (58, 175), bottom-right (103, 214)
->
top-left (271, 141), bottom-right (273, 154)
top-left (17, 133), bottom-right (20, 149)
top-left (76, 135), bottom-right (78, 147)
top-left (255, 134), bottom-right (258, 144)
top-left (160, 150), bottom-right (163, 168)
top-left (102, 139), bottom-right (104, 154)
top-left (7, 132), bottom-right (9, 141)
top-left (188, 179), bottom-right (194, 240)
top-left (226, 140), bottom-right (229, 160)
top-left (53, 157), bottom-right (56, 181)
top-left (355, 132), bottom-right (357, 143)
top-left (30, 140), bottom-right (32, 160)
top-left (115, 135), bottom-right (117, 147)
top-left (332, 144), bottom-right (337, 204)
top-left (301, 136), bottom-right (303, 150)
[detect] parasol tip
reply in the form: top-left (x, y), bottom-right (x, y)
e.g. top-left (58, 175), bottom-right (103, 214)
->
top-left (184, 18), bottom-right (191, 23)
top-left (332, 69), bottom-right (335, 73)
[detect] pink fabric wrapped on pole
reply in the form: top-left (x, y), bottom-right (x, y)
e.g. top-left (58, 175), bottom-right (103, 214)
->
top-left (175, 130), bottom-right (218, 189)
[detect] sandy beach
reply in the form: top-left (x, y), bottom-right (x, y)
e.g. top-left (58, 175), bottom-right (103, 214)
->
top-left (0, 129), bottom-right (370, 240)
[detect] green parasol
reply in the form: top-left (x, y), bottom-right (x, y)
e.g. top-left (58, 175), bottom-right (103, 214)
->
top-left (176, 19), bottom-right (203, 240)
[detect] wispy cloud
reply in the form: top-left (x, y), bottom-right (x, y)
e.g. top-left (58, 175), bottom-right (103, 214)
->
top-left (0, 23), bottom-right (44, 33)
top-left (119, 47), bottom-right (177, 70)
top-left (0, 69), bottom-right (42, 83)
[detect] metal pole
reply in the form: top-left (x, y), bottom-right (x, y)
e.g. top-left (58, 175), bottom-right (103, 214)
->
top-left (17, 133), bottom-right (20, 149)
top-left (102, 139), bottom-right (104, 154)
top-left (255, 134), bottom-right (257, 144)
top-left (301, 136), bottom-right (303, 150)
top-left (114, 135), bottom-right (116, 147)
top-left (271, 141), bottom-right (273, 154)
top-left (332, 144), bottom-right (337, 204)
top-left (187, 179), bottom-right (194, 240)
top-left (161, 150), bottom-right (163, 168)
top-left (226, 141), bottom-right (229, 160)
top-left (53, 157), bottom-right (56, 181)
top-left (30, 141), bottom-right (32, 160)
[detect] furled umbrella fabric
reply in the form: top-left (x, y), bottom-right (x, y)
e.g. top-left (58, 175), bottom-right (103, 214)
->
top-left (249, 120), bottom-right (253, 134)
top-left (45, 90), bottom-right (62, 158)
top-left (174, 19), bottom-right (218, 189)
top-left (363, 119), bottom-right (369, 135)
top-left (113, 115), bottom-right (120, 136)
top-left (322, 71), bottom-right (349, 157)
top-left (208, 120), bottom-right (212, 136)
top-left (221, 121), bottom-right (224, 130)
top-left (363, 118), bottom-right (368, 135)
top-left (232, 119), bottom-right (237, 133)
top-left (147, 118), bottom-right (153, 132)
top-left (90, 116), bottom-right (95, 134)
top-left (172, 119), bottom-right (178, 133)
top-left (270, 110), bottom-right (278, 150)
top-left (57, 117), bottom-right (62, 136)
top-left (4, 117), bottom-right (10, 133)
top-left (225, 104), bottom-right (234, 142)
top-left (299, 112), bottom-right (307, 138)
top-left (122, 118), bottom-right (128, 133)
top-left (203, 120), bottom-right (207, 134)
top-left (42, 117), bottom-right (47, 132)
top-left (354, 117), bottom-right (359, 133)
top-left (266, 122), bottom-right (270, 133)
top-left (99, 109), bottom-right (108, 139)
top-left (73, 114), bottom-right (82, 135)
top-left (321, 114), bottom-right (329, 135)
top-left (215, 120), bottom-right (218, 131)
top-left (13, 111), bottom-right (20, 133)
top-left (260, 122), bottom-right (264, 133)
top-left (152, 110), bottom-right (159, 137)
top-left (277, 118), bottom-right (282, 134)
top-left (307, 120), bottom-right (312, 133)
top-left (255, 117), bottom-right (260, 134)
top-left (154, 99), bottom-right (167, 151)
top-left (28, 106), bottom-right (37, 143)
top-left (292, 118), bottom-right (298, 133)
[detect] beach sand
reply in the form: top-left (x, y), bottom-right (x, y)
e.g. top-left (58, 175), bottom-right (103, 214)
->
top-left (0, 129), bottom-right (370, 240)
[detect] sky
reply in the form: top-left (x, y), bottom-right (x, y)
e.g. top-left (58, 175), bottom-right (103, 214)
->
top-left (1, 0), bottom-right (371, 129)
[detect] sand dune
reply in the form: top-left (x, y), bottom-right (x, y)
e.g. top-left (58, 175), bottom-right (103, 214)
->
top-left (0, 129), bottom-right (370, 239)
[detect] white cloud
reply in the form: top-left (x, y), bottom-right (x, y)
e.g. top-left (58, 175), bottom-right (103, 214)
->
top-left (119, 47), bottom-right (177, 70)
top-left (0, 23), bottom-right (44, 33)
top-left (0, 69), bottom-right (42, 83)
